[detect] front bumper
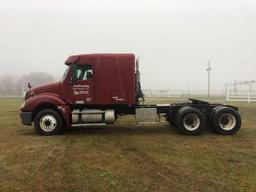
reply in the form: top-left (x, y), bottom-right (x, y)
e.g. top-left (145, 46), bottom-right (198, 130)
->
top-left (20, 112), bottom-right (32, 126)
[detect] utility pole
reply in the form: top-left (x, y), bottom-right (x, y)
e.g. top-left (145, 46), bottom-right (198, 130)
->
top-left (206, 59), bottom-right (211, 97)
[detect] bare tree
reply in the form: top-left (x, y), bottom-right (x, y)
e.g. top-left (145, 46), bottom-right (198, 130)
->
top-left (0, 77), bottom-right (17, 96)
top-left (0, 72), bottom-right (55, 96)
top-left (19, 72), bottom-right (54, 88)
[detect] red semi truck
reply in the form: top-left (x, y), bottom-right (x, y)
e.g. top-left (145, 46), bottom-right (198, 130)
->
top-left (20, 53), bottom-right (241, 135)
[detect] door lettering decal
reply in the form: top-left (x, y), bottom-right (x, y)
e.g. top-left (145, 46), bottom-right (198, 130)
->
top-left (73, 84), bottom-right (90, 95)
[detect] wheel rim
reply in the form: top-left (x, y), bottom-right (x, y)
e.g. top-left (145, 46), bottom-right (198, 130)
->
top-left (219, 113), bottom-right (236, 131)
top-left (39, 114), bottom-right (57, 132)
top-left (183, 114), bottom-right (200, 131)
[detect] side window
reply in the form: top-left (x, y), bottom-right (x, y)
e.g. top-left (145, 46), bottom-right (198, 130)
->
top-left (74, 65), bottom-right (93, 80)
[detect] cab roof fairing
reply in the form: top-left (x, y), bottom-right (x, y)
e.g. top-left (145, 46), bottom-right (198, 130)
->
top-left (64, 53), bottom-right (135, 65)
top-left (65, 55), bottom-right (80, 65)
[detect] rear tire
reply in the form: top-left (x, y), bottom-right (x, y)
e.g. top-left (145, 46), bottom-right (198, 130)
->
top-left (34, 109), bottom-right (63, 135)
top-left (175, 107), bottom-right (205, 135)
top-left (210, 107), bottom-right (241, 135)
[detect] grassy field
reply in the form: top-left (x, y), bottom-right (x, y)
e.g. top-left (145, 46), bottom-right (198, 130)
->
top-left (0, 97), bottom-right (256, 192)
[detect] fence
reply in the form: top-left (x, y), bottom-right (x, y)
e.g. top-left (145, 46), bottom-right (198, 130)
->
top-left (143, 90), bottom-right (181, 98)
top-left (226, 94), bottom-right (256, 103)
top-left (142, 89), bottom-right (226, 98)
top-left (225, 82), bottom-right (256, 103)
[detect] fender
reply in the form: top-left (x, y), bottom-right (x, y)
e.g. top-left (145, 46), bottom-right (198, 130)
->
top-left (23, 93), bottom-right (71, 126)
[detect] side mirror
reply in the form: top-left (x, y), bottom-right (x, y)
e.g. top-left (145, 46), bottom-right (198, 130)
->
top-left (28, 82), bottom-right (32, 89)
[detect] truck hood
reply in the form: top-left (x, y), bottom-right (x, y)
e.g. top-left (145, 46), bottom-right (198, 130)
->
top-left (32, 82), bottom-right (61, 96)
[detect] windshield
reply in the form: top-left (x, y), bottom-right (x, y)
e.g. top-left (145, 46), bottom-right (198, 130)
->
top-left (61, 66), bottom-right (69, 81)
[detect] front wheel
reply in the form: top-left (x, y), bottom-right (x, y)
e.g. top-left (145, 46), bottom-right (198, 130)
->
top-left (34, 109), bottom-right (63, 135)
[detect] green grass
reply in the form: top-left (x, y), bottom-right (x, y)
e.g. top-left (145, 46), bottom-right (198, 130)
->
top-left (0, 97), bottom-right (256, 192)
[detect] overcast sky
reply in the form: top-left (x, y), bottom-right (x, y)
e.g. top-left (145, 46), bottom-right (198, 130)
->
top-left (0, 0), bottom-right (255, 90)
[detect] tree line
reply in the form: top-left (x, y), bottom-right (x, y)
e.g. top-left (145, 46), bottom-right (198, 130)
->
top-left (0, 72), bottom-right (55, 96)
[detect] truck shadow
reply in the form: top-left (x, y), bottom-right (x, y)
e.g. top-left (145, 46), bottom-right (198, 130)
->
top-left (18, 124), bottom-right (213, 136)
top-left (63, 124), bottom-right (213, 136)
top-left (64, 124), bottom-right (175, 136)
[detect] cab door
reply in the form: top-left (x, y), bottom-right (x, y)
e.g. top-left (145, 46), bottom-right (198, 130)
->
top-left (67, 64), bottom-right (94, 104)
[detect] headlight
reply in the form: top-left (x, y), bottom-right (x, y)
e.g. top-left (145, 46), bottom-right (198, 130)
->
top-left (20, 102), bottom-right (26, 109)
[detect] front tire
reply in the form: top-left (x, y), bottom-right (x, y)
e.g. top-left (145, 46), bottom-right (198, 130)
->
top-left (34, 109), bottom-right (63, 135)
top-left (175, 107), bottom-right (206, 135)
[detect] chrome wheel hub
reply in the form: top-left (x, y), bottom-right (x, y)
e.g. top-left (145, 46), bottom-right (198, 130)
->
top-left (219, 113), bottom-right (236, 131)
top-left (39, 114), bottom-right (57, 132)
top-left (183, 114), bottom-right (200, 131)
